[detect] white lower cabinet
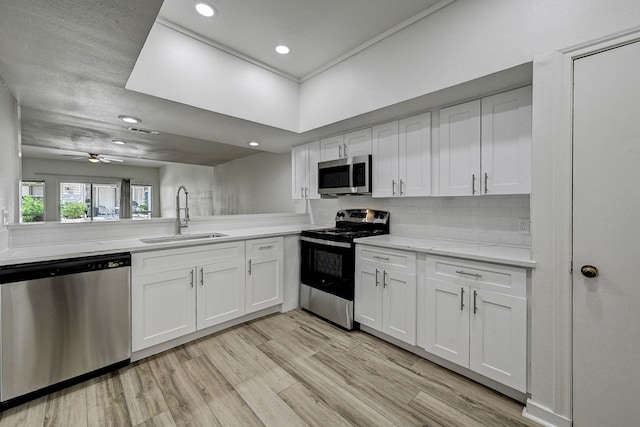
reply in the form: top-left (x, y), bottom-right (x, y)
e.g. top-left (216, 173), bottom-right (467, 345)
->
top-left (355, 245), bottom-right (417, 345)
top-left (424, 255), bottom-right (527, 392)
top-left (245, 237), bottom-right (284, 314)
top-left (132, 241), bottom-right (246, 352)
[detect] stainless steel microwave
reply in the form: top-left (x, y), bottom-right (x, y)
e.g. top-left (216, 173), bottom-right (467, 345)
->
top-left (317, 155), bottom-right (371, 196)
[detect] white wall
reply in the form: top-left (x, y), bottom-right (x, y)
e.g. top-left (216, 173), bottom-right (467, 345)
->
top-left (0, 80), bottom-right (20, 250)
top-left (21, 158), bottom-right (161, 221)
top-left (159, 163), bottom-right (214, 217)
top-left (212, 151), bottom-right (301, 215)
top-left (529, 1), bottom-right (640, 425)
top-left (299, 0), bottom-right (533, 131)
top-left (126, 23), bottom-right (300, 132)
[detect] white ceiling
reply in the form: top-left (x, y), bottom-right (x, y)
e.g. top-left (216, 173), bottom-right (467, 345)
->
top-left (0, 0), bottom-right (528, 169)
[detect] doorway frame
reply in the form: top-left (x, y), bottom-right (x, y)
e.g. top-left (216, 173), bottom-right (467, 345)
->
top-left (524, 26), bottom-right (640, 427)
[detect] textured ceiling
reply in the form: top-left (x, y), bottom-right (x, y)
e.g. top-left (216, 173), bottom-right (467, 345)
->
top-left (0, 0), bottom-right (444, 167)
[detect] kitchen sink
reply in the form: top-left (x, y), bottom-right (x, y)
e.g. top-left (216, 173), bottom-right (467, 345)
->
top-left (140, 233), bottom-right (227, 244)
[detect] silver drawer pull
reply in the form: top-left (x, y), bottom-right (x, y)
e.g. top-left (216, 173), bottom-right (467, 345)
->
top-left (259, 245), bottom-right (274, 250)
top-left (373, 256), bottom-right (390, 261)
top-left (456, 270), bottom-right (482, 278)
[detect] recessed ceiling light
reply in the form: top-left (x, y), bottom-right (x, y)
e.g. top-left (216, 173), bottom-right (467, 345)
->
top-left (119, 115), bottom-right (141, 124)
top-left (275, 45), bottom-right (290, 55)
top-left (248, 141), bottom-right (260, 147)
top-left (112, 139), bottom-right (127, 145)
top-left (195, 2), bottom-right (215, 17)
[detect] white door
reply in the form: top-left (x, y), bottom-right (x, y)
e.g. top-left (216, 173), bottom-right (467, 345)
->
top-left (354, 263), bottom-right (382, 330)
top-left (398, 112), bottom-right (431, 197)
top-left (372, 121), bottom-right (399, 198)
top-left (382, 269), bottom-right (417, 345)
top-left (291, 144), bottom-right (308, 199)
top-left (424, 280), bottom-right (469, 367)
top-left (306, 141), bottom-right (321, 199)
top-left (197, 261), bottom-right (245, 329)
top-left (246, 256), bottom-right (283, 313)
top-left (481, 86), bottom-right (532, 195)
top-left (469, 289), bottom-right (526, 392)
top-left (343, 128), bottom-right (372, 158)
top-left (573, 39), bottom-right (640, 426)
top-left (439, 100), bottom-right (481, 196)
top-left (320, 135), bottom-right (345, 161)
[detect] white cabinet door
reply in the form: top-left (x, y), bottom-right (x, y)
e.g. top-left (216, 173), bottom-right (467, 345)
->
top-left (291, 144), bottom-right (308, 199)
top-left (399, 112), bottom-right (431, 197)
top-left (424, 279), bottom-right (470, 367)
top-left (372, 121), bottom-right (399, 198)
top-left (439, 100), bottom-right (481, 196)
top-left (382, 269), bottom-right (417, 345)
top-left (197, 258), bottom-right (246, 330)
top-left (291, 141), bottom-right (321, 200)
top-left (469, 289), bottom-right (527, 392)
top-left (354, 262), bottom-right (383, 330)
top-left (481, 86), bottom-right (532, 195)
top-left (320, 134), bottom-right (345, 161)
top-left (246, 237), bottom-right (284, 314)
top-left (343, 128), bottom-right (372, 158)
top-left (132, 268), bottom-right (196, 352)
top-left (307, 141), bottom-right (321, 199)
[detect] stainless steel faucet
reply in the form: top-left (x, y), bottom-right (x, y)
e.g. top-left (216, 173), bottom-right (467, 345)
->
top-left (176, 185), bottom-right (189, 235)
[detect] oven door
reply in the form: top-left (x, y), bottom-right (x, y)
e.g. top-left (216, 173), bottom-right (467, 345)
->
top-left (300, 237), bottom-right (354, 301)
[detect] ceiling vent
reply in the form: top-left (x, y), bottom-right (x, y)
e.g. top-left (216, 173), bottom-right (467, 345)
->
top-left (127, 126), bottom-right (160, 135)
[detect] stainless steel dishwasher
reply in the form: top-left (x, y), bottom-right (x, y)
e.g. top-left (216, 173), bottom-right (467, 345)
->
top-left (0, 253), bottom-right (131, 405)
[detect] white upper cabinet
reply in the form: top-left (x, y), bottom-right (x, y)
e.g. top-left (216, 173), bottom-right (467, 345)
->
top-left (372, 121), bottom-right (399, 198)
top-left (320, 128), bottom-right (372, 161)
top-left (439, 100), bottom-right (482, 196)
top-left (398, 113), bottom-right (431, 197)
top-left (439, 86), bottom-right (532, 196)
top-left (481, 86), bottom-right (532, 195)
top-left (372, 113), bottom-right (431, 198)
top-left (291, 141), bottom-right (320, 200)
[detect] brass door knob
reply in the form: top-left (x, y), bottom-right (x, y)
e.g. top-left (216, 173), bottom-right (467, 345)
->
top-left (580, 265), bottom-right (599, 278)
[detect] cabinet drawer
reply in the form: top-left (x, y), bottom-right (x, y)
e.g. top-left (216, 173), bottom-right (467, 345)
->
top-left (357, 245), bottom-right (416, 272)
top-left (246, 237), bottom-right (283, 258)
top-left (133, 242), bottom-right (245, 276)
top-left (426, 255), bottom-right (526, 298)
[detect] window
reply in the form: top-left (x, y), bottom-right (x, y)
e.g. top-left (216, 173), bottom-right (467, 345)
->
top-left (60, 182), bottom-right (120, 222)
top-left (131, 184), bottom-right (152, 219)
top-left (20, 180), bottom-right (45, 222)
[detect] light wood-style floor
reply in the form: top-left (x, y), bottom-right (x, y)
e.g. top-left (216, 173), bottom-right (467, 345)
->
top-left (0, 309), bottom-right (539, 426)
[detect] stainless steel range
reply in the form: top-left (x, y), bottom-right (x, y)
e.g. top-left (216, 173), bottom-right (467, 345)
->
top-left (299, 209), bottom-right (390, 330)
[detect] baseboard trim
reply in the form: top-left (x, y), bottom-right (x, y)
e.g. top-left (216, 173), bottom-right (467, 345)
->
top-left (523, 399), bottom-right (572, 427)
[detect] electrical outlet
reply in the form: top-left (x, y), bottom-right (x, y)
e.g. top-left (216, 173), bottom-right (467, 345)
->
top-left (517, 218), bottom-right (530, 235)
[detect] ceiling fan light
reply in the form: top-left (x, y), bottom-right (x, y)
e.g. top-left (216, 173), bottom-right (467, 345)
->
top-left (88, 157), bottom-right (100, 163)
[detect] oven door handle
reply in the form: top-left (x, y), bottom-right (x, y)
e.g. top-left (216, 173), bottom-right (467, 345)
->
top-left (299, 236), bottom-right (352, 248)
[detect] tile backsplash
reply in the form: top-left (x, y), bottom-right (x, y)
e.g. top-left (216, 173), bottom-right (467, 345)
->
top-left (309, 194), bottom-right (531, 247)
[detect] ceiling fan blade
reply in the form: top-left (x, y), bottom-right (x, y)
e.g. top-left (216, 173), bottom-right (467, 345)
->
top-left (103, 157), bottom-right (124, 163)
top-left (99, 158), bottom-right (111, 163)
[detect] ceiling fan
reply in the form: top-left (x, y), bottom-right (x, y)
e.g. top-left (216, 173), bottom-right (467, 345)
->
top-left (65, 153), bottom-right (124, 163)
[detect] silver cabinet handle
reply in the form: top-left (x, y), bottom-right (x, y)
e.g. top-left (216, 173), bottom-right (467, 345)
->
top-left (484, 172), bottom-right (488, 194)
top-left (473, 290), bottom-right (478, 314)
top-left (383, 271), bottom-right (388, 288)
top-left (373, 256), bottom-right (390, 261)
top-left (338, 145), bottom-right (342, 158)
top-left (456, 270), bottom-right (482, 278)
top-left (259, 245), bottom-right (274, 250)
top-left (400, 179), bottom-right (404, 195)
top-left (200, 267), bottom-right (204, 286)
top-left (190, 269), bottom-right (194, 288)
top-left (472, 174), bottom-right (476, 195)
top-left (301, 186), bottom-right (305, 198)
top-left (375, 269), bottom-right (379, 287)
top-left (248, 259), bottom-right (252, 275)
top-left (460, 287), bottom-right (465, 311)
top-left (343, 143), bottom-right (347, 157)
top-left (392, 180), bottom-right (396, 196)
top-left (305, 187), bottom-right (308, 198)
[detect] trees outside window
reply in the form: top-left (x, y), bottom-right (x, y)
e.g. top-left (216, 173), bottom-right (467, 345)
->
top-left (21, 181), bottom-right (45, 222)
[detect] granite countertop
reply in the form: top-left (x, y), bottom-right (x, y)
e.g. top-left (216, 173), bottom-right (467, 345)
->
top-left (0, 224), bottom-right (322, 267)
top-left (354, 234), bottom-right (535, 268)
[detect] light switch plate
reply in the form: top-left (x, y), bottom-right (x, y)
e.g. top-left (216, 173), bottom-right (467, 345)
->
top-left (517, 218), bottom-right (530, 235)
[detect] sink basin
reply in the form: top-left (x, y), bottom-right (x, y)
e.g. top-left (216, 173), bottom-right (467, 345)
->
top-left (140, 233), bottom-right (227, 244)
